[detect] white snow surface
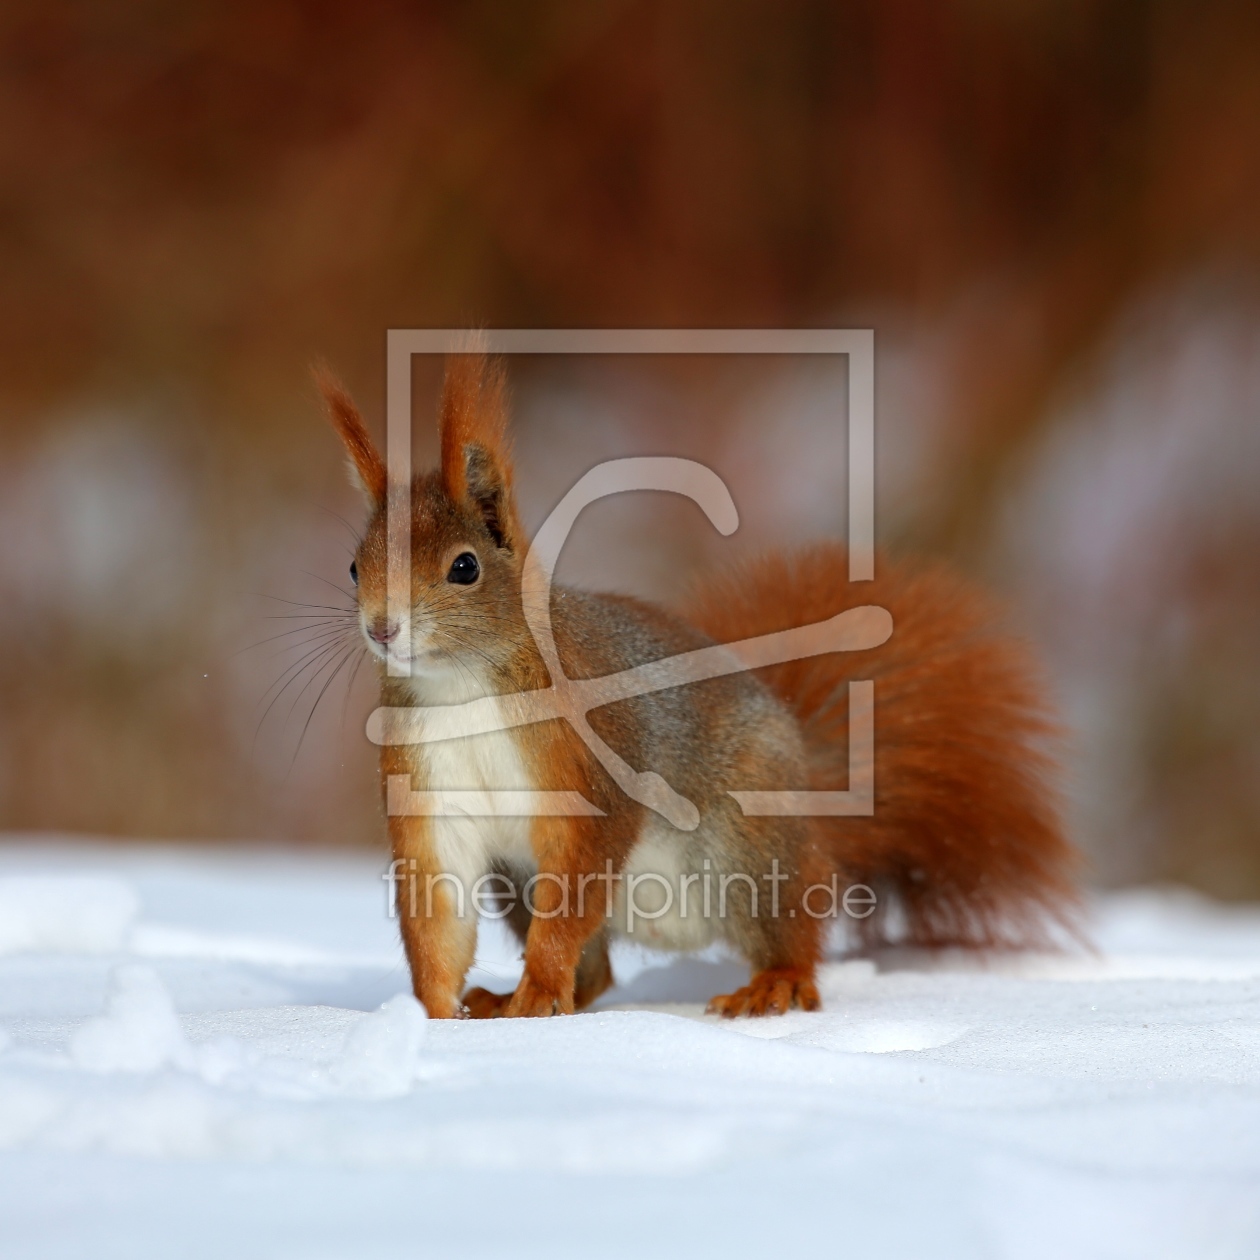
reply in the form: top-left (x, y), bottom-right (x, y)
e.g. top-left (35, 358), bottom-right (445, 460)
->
top-left (0, 838), bottom-right (1259, 1259)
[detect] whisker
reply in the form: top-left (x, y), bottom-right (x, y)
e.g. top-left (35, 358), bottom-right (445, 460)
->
top-left (300, 570), bottom-right (358, 601)
top-left (266, 627), bottom-right (357, 661)
top-left (340, 647), bottom-right (369, 728)
top-left (252, 592), bottom-right (355, 613)
top-left (253, 642), bottom-right (347, 754)
top-left (236, 621), bottom-right (352, 655)
top-left (321, 507), bottom-right (363, 549)
top-left (431, 608), bottom-right (525, 623)
top-left (286, 637), bottom-right (353, 725)
top-left (440, 631), bottom-right (506, 678)
top-left (443, 646), bottom-right (485, 699)
top-left (425, 609), bottom-right (528, 630)
top-left (289, 644), bottom-right (361, 771)
top-left (257, 634), bottom-right (353, 714)
top-left (251, 624), bottom-right (353, 665)
top-left (265, 611), bottom-right (357, 621)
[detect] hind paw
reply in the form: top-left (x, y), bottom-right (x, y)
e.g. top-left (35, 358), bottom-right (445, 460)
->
top-left (706, 968), bottom-right (821, 1018)
top-left (462, 986), bottom-right (512, 1019)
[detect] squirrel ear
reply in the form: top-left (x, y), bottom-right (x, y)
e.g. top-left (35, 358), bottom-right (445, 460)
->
top-left (315, 367), bottom-right (387, 509)
top-left (439, 353), bottom-right (520, 551)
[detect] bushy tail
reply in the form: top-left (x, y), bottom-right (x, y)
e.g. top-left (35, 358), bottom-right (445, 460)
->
top-left (682, 544), bottom-right (1082, 950)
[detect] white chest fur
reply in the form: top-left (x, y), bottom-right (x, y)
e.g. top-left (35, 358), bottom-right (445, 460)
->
top-left (408, 683), bottom-right (538, 890)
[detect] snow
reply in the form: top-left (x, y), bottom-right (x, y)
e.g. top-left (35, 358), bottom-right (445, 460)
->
top-left (1, 839), bottom-right (1259, 1259)
top-left (0, 875), bottom-right (138, 955)
top-left (69, 964), bottom-right (193, 1074)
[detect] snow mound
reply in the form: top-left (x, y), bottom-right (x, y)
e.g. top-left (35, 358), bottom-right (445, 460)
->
top-left (0, 875), bottom-right (138, 955)
top-left (66, 964), bottom-right (430, 1101)
top-left (328, 993), bottom-right (428, 1098)
top-left (71, 965), bottom-right (190, 1073)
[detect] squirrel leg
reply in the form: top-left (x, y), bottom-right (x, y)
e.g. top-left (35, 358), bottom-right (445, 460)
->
top-left (705, 828), bottom-right (826, 1018)
top-left (466, 898), bottom-right (614, 1017)
top-left (573, 931), bottom-right (614, 1010)
top-left (463, 880), bottom-right (532, 1019)
top-left (504, 816), bottom-right (617, 1018)
top-left (706, 911), bottom-right (824, 1017)
top-left (390, 816), bottom-right (477, 1020)
top-left (468, 914), bottom-right (615, 1017)
top-left (503, 891), bottom-right (588, 1016)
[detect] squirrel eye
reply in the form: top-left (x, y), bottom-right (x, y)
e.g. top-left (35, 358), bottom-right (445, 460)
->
top-left (349, 560), bottom-right (358, 587)
top-left (447, 552), bottom-right (480, 585)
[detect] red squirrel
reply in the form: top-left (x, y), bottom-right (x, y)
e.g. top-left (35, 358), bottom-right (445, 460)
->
top-left (320, 352), bottom-right (1079, 1019)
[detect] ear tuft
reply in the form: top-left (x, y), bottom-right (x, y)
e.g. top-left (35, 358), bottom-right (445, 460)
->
top-left (439, 352), bottom-right (519, 550)
top-left (314, 366), bottom-right (387, 508)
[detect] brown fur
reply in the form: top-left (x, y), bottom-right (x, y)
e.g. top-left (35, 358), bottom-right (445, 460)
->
top-left (316, 367), bottom-right (387, 508)
top-left (322, 353), bottom-right (1080, 1021)
top-left (706, 967), bottom-right (821, 1018)
top-left (438, 353), bottom-right (521, 551)
top-left (683, 548), bottom-right (1081, 949)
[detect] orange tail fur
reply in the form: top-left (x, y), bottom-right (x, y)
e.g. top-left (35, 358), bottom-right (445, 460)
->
top-left (683, 544), bottom-right (1081, 950)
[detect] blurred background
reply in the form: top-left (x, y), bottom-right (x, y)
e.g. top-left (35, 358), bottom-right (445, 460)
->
top-left (1, 0), bottom-right (1258, 896)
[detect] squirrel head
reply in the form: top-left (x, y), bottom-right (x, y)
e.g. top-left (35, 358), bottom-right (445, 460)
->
top-left (318, 353), bottom-right (530, 687)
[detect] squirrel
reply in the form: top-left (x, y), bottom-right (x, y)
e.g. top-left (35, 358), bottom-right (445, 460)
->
top-left (319, 352), bottom-right (1079, 1019)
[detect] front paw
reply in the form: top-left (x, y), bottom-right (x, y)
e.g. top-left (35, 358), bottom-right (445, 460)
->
top-left (503, 972), bottom-right (574, 1018)
top-left (415, 990), bottom-right (464, 1020)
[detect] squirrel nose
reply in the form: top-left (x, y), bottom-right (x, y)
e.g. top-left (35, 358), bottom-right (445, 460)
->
top-left (367, 619), bottom-right (400, 645)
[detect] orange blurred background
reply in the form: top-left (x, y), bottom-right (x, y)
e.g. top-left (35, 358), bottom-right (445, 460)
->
top-left (1, 1), bottom-right (1258, 895)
